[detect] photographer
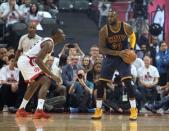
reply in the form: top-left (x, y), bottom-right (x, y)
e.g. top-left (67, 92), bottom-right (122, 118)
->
top-left (45, 56), bottom-right (66, 112)
top-left (69, 69), bottom-right (94, 113)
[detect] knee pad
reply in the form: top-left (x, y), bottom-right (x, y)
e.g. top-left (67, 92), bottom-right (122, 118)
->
top-left (123, 78), bottom-right (135, 99)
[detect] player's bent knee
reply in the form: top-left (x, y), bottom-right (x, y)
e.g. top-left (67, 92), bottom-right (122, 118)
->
top-left (122, 78), bottom-right (135, 98)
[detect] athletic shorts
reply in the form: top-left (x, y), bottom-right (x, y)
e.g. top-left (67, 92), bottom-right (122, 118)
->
top-left (100, 56), bottom-right (132, 82)
top-left (17, 55), bottom-right (43, 82)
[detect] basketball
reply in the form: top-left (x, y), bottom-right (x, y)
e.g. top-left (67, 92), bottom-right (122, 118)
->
top-left (122, 50), bottom-right (137, 64)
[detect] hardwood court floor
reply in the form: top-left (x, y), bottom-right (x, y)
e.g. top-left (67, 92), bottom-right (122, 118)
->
top-left (0, 112), bottom-right (169, 131)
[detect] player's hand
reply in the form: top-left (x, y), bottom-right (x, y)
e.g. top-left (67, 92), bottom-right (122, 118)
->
top-left (119, 49), bottom-right (129, 58)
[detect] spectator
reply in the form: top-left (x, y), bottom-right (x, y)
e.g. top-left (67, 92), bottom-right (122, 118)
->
top-left (138, 30), bottom-right (149, 47)
top-left (7, 47), bottom-right (15, 55)
top-left (0, 54), bottom-right (19, 111)
top-left (43, 0), bottom-right (59, 19)
top-left (138, 56), bottom-right (159, 105)
top-left (96, 53), bottom-right (104, 62)
top-left (59, 43), bottom-right (85, 60)
top-left (81, 55), bottom-right (92, 73)
top-left (136, 43), bottom-right (149, 59)
top-left (149, 36), bottom-right (160, 66)
top-left (26, 3), bottom-right (43, 24)
top-left (62, 55), bottom-right (82, 88)
top-left (98, 2), bottom-right (110, 28)
top-left (0, 0), bottom-right (23, 47)
top-left (156, 41), bottom-right (169, 86)
top-left (131, 65), bottom-right (137, 83)
top-left (89, 45), bottom-right (99, 65)
top-left (145, 95), bottom-right (169, 114)
top-left (69, 69), bottom-right (94, 112)
top-left (132, 56), bottom-right (144, 78)
top-left (46, 56), bottom-right (65, 95)
top-left (62, 55), bottom-right (82, 110)
top-left (57, 54), bottom-right (68, 68)
top-left (44, 56), bottom-right (66, 112)
top-left (0, 47), bottom-right (7, 68)
top-left (87, 60), bottom-right (102, 84)
top-left (2, 54), bottom-right (9, 65)
top-left (145, 71), bottom-right (169, 114)
top-left (0, 0), bottom-right (23, 27)
top-left (19, 0), bottom-right (31, 21)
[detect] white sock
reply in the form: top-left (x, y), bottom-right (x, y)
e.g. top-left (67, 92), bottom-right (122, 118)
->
top-left (19, 99), bottom-right (28, 109)
top-left (129, 99), bottom-right (136, 108)
top-left (96, 100), bottom-right (102, 108)
top-left (37, 99), bottom-right (45, 110)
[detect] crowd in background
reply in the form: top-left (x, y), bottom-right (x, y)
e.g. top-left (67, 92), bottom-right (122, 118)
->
top-left (0, 28), bottom-right (169, 114)
top-left (0, 0), bottom-right (169, 115)
top-left (0, 0), bottom-right (60, 48)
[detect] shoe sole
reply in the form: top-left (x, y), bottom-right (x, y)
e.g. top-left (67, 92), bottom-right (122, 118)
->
top-left (16, 114), bottom-right (28, 117)
top-left (129, 118), bottom-right (137, 121)
top-left (91, 117), bottom-right (102, 120)
top-left (34, 115), bottom-right (50, 119)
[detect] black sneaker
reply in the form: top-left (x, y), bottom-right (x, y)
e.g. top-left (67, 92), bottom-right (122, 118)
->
top-left (8, 107), bottom-right (17, 113)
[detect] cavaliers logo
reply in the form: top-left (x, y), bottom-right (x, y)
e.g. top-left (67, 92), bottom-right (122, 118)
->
top-left (107, 34), bottom-right (127, 50)
top-left (111, 43), bottom-right (122, 50)
top-left (107, 34), bottom-right (127, 43)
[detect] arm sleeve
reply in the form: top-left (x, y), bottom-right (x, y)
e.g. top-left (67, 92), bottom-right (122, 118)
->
top-left (129, 32), bottom-right (136, 49)
top-left (124, 22), bottom-right (136, 49)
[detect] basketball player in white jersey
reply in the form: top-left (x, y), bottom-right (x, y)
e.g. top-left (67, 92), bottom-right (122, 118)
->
top-left (16, 28), bottom-right (65, 119)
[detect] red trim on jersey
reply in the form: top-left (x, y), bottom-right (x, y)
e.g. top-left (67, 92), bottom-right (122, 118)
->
top-left (25, 71), bottom-right (43, 83)
top-left (27, 56), bottom-right (37, 66)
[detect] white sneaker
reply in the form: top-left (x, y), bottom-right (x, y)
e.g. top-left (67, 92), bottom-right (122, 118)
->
top-left (156, 108), bottom-right (164, 115)
top-left (2, 105), bottom-right (8, 112)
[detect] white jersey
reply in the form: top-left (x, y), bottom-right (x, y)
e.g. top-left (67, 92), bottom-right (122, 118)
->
top-left (25, 37), bottom-right (54, 57)
top-left (17, 37), bottom-right (54, 82)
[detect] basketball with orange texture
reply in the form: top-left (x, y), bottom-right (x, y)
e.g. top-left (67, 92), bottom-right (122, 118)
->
top-left (122, 50), bottom-right (137, 64)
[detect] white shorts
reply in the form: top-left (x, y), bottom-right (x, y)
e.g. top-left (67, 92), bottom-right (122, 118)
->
top-left (17, 55), bottom-right (42, 82)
